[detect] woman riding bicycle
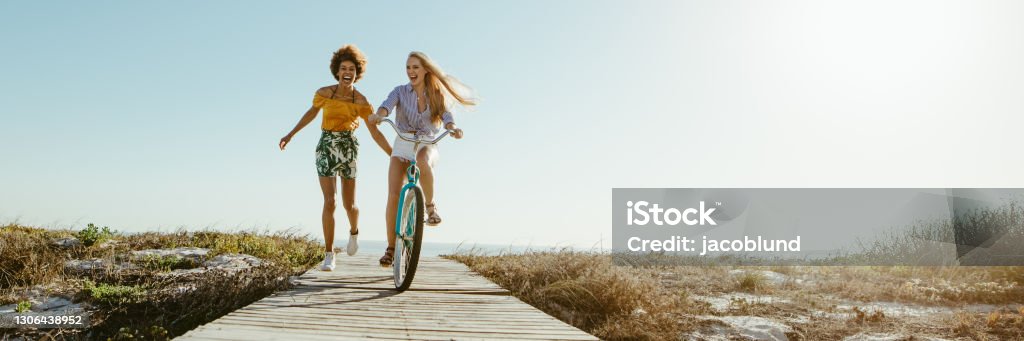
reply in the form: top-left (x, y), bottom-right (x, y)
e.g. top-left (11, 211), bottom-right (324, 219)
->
top-left (368, 51), bottom-right (476, 267)
top-left (280, 44), bottom-right (391, 271)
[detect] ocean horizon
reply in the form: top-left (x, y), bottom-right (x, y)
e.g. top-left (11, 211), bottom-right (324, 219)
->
top-left (336, 239), bottom-right (574, 257)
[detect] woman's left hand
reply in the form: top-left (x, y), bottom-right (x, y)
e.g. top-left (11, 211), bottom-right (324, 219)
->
top-left (450, 128), bottom-right (464, 139)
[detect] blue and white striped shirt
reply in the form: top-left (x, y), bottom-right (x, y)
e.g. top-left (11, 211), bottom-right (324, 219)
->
top-left (378, 84), bottom-right (454, 137)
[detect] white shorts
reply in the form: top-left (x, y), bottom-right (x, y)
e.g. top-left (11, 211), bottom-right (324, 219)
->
top-left (391, 133), bottom-right (438, 167)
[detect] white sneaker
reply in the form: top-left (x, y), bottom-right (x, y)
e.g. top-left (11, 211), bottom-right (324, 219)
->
top-left (319, 251), bottom-right (336, 271)
top-left (346, 231), bottom-right (359, 256)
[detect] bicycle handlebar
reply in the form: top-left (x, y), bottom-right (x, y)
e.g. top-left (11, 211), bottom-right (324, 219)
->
top-left (378, 118), bottom-right (452, 145)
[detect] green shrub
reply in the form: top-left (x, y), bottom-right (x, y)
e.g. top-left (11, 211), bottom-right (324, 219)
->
top-left (83, 280), bottom-right (146, 305)
top-left (77, 223), bottom-right (115, 247)
top-left (4, 224), bottom-right (322, 339)
top-left (138, 255), bottom-right (200, 271)
top-left (15, 300), bottom-right (31, 313)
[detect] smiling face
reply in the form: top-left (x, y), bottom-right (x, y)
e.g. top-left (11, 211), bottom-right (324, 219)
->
top-left (406, 56), bottom-right (427, 87)
top-left (337, 60), bottom-right (357, 85)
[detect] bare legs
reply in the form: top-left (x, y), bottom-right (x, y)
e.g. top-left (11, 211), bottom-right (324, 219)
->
top-left (319, 176), bottom-right (359, 253)
top-left (341, 178), bottom-right (359, 235)
top-left (318, 177), bottom-right (336, 253)
top-left (384, 148), bottom-right (438, 248)
top-left (384, 158), bottom-right (409, 249)
top-left (416, 147), bottom-right (435, 206)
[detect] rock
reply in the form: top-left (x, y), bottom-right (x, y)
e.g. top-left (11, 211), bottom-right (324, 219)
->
top-left (697, 315), bottom-right (793, 341)
top-left (51, 237), bottom-right (81, 248)
top-left (833, 302), bottom-right (945, 318)
top-left (64, 258), bottom-right (138, 274)
top-left (129, 247), bottom-right (210, 262)
top-left (684, 330), bottom-right (731, 341)
top-left (166, 283), bottom-right (199, 295)
top-left (159, 254), bottom-right (266, 279)
top-left (0, 297), bottom-right (83, 315)
top-left (720, 316), bottom-right (792, 341)
top-left (203, 254), bottom-right (263, 269)
top-left (97, 239), bottom-right (120, 248)
top-left (29, 297), bottom-right (73, 311)
top-left (693, 293), bottom-right (792, 312)
top-left (843, 332), bottom-right (951, 341)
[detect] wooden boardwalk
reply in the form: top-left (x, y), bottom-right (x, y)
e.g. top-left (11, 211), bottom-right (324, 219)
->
top-left (177, 254), bottom-right (598, 341)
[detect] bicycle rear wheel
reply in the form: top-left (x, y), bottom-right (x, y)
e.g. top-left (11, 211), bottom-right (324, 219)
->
top-left (393, 185), bottom-right (424, 291)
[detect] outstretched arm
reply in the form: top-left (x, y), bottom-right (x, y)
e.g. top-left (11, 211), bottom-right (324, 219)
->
top-left (368, 107), bottom-right (389, 124)
top-left (280, 105), bottom-right (319, 150)
top-left (365, 116), bottom-right (392, 156)
top-left (369, 86), bottom-right (399, 124)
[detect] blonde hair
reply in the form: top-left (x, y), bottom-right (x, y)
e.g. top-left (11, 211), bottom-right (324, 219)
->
top-left (409, 51), bottom-right (477, 126)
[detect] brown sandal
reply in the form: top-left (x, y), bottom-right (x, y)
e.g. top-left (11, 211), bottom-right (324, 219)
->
top-left (426, 203), bottom-right (442, 226)
top-left (379, 247), bottom-right (395, 267)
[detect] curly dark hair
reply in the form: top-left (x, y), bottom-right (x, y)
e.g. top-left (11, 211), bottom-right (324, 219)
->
top-left (330, 44), bottom-right (367, 82)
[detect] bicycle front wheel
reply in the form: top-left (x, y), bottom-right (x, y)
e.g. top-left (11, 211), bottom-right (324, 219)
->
top-left (393, 185), bottom-right (424, 291)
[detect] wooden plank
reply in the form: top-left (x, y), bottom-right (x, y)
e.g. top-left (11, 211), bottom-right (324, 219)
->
top-left (224, 311), bottom-right (583, 332)
top-left (191, 321), bottom-right (593, 341)
top-left (176, 255), bottom-right (597, 341)
top-left (214, 315), bottom-right (592, 337)
top-left (232, 306), bottom-right (568, 322)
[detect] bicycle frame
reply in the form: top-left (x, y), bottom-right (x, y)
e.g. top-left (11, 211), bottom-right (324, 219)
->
top-left (395, 153), bottom-right (420, 239)
top-left (379, 118), bottom-right (454, 290)
top-left (379, 119), bottom-right (452, 238)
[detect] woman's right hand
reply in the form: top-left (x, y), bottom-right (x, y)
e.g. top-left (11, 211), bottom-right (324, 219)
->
top-left (368, 113), bottom-right (382, 125)
top-left (279, 134), bottom-right (292, 150)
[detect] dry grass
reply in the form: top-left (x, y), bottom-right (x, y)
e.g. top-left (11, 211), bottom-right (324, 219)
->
top-left (477, 205), bottom-right (1024, 338)
top-left (446, 249), bottom-right (710, 340)
top-left (857, 201), bottom-right (1024, 266)
top-left (0, 223), bottom-right (322, 340)
top-left (0, 225), bottom-right (69, 290)
top-left (102, 229), bottom-right (322, 273)
top-left (449, 250), bottom-right (1024, 340)
top-left (735, 271), bottom-right (768, 293)
top-left (811, 266), bottom-right (1023, 305)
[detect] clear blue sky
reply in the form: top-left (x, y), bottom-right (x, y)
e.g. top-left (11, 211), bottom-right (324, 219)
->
top-left (3, 1), bottom-right (1023, 247)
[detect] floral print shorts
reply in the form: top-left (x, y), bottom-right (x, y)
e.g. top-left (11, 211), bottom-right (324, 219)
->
top-left (315, 130), bottom-right (358, 178)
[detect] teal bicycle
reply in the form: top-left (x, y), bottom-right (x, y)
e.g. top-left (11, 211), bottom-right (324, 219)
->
top-left (380, 119), bottom-right (453, 291)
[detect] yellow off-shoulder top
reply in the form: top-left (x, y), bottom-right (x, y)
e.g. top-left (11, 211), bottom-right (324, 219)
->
top-left (314, 92), bottom-right (373, 132)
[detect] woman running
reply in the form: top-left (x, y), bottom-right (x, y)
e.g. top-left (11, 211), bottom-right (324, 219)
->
top-left (280, 44), bottom-right (391, 271)
top-left (369, 51), bottom-right (476, 267)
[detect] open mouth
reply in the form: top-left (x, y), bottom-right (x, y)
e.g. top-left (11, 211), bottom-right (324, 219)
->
top-left (409, 75), bottom-right (418, 82)
top-left (342, 75), bottom-right (353, 82)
